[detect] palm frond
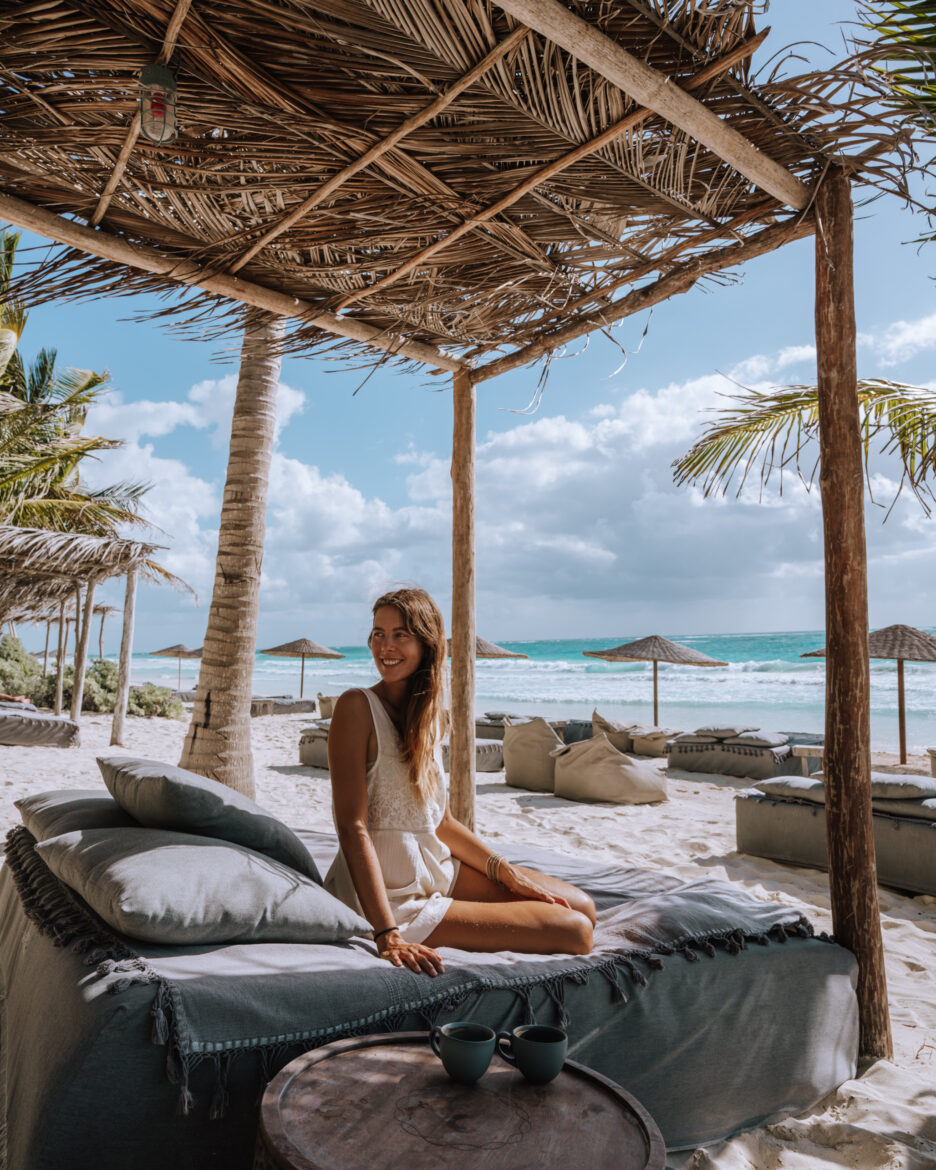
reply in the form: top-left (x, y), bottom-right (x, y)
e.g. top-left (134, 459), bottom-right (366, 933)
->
top-left (672, 379), bottom-right (936, 514)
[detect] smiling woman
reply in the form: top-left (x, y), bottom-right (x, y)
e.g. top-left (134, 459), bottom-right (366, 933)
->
top-left (323, 586), bottom-right (596, 975)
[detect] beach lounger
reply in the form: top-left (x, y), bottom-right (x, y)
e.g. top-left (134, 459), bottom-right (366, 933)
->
top-left (736, 774), bottom-right (936, 896)
top-left (0, 809), bottom-right (858, 1167)
top-left (0, 707), bottom-right (79, 748)
top-left (668, 729), bottom-right (823, 779)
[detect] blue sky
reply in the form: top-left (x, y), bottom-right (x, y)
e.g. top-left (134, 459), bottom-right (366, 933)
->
top-left (8, 0), bottom-right (936, 650)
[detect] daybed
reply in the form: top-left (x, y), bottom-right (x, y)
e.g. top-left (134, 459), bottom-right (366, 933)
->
top-left (736, 773), bottom-right (936, 896)
top-left (1, 812), bottom-right (858, 1169)
top-left (668, 728), bottom-right (824, 779)
top-left (0, 706), bottom-right (80, 748)
top-left (298, 721), bottom-right (504, 771)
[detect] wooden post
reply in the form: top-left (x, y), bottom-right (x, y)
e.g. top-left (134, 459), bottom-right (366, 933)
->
top-left (98, 611), bottom-right (106, 660)
top-left (897, 659), bottom-right (907, 765)
top-left (110, 569), bottom-right (137, 746)
top-left (54, 602), bottom-right (66, 716)
top-left (71, 580), bottom-right (97, 721)
top-left (652, 661), bottom-right (659, 726)
top-left (815, 165), bottom-right (892, 1063)
top-left (300, 656), bottom-right (305, 699)
top-left (450, 370), bottom-right (476, 830)
top-left (43, 620), bottom-right (51, 674)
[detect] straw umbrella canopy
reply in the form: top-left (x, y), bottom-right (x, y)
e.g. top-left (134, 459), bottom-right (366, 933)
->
top-left (149, 644), bottom-right (203, 691)
top-left (259, 638), bottom-right (344, 699)
top-left (802, 624), bottom-right (936, 764)
top-left (583, 635), bottom-right (726, 726)
top-left (446, 635), bottom-right (529, 660)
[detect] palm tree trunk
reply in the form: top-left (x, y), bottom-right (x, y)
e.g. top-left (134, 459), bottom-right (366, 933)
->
top-left (178, 309), bottom-right (283, 796)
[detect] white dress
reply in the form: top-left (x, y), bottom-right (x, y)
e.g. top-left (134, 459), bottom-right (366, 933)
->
top-left (324, 687), bottom-right (459, 943)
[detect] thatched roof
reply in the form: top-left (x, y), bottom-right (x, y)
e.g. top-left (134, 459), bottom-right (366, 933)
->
top-left (149, 643), bottom-right (202, 658)
top-left (447, 635), bottom-right (529, 658)
top-left (0, 0), bottom-right (908, 377)
top-left (802, 624), bottom-right (936, 663)
top-left (0, 525), bottom-right (160, 622)
top-left (260, 638), bottom-right (344, 659)
top-left (583, 633), bottom-right (726, 666)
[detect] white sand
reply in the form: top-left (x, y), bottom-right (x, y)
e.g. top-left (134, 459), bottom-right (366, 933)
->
top-left (2, 712), bottom-right (935, 1168)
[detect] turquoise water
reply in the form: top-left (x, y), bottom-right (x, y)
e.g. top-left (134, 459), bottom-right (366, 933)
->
top-left (123, 628), bottom-right (936, 755)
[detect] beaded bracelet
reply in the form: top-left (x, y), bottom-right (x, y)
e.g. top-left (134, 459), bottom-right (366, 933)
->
top-left (486, 853), bottom-right (506, 886)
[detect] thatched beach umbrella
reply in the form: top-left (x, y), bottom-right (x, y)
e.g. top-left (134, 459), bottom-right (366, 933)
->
top-left (259, 638), bottom-right (344, 699)
top-left (149, 644), bottom-right (202, 691)
top-left (583, 635), bottom-right (726, 725)
top-left (446, 635), bottom-right (529, 659)
top-left (803, 624), bottom-right (936, 764)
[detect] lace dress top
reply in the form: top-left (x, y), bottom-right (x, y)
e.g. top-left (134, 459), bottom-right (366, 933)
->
top-left (324, 687), bottom-right (458, 943)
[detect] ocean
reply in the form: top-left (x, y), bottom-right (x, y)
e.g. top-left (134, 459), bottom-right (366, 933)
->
top-left (125, 629), bottom-right (936, 755)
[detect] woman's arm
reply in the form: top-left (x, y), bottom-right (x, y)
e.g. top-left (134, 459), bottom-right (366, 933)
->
top-left (436, 803), bottom-right (569, 907)
top-left (329, 691), bottom-right (443, 975)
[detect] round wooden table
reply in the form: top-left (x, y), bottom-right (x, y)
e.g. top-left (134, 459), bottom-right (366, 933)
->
top-left (255, 1032), bottom-right (666, 1170)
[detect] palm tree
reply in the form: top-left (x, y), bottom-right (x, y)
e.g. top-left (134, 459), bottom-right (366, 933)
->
top-left (672, 379), bottom-right (936, 512)
top-left (178, 309), bottom-right (284, 797)
top-left (0, 232), bottom-right (26, 379)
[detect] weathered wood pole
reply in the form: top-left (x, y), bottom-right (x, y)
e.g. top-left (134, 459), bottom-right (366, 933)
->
top-left (300, 655), bottom-right (306, 700)
top-left (42, 620), bottom-right (51, 674)
top-left (815, 165), bottom-right (892, 1062)
top-left (110, 570), bottom-right (137, 746)
top-left (652, 661), bottom-right (659, 725)
top-left (70, 580), bottom-right (97, 720)
top-left (449, 370), bottom-right (476, 830)
top-left (53, 601), bottom-right (66, 715)
top-left (179, 309), bottom-right (283, 796)
top-left (897, 658), bottom-right (907, 765)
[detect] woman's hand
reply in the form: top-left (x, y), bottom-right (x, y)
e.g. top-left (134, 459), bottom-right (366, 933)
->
top-left (377, 929), bottom-right (445, 976)
top-left (498, 863), bottom-right (570, 909)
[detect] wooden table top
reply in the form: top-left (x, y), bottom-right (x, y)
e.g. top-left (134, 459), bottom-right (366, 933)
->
top-left (257, 1032), bottom-right (666, 1170)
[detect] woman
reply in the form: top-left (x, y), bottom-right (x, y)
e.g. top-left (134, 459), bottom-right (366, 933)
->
top-left (325, 587), bottom-right (595, 977)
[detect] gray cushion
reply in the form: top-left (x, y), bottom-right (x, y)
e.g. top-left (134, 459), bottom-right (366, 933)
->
top-left (872, 797), bottom-right (936, 822)
top-left (97, 756), bottom-right (321, 883)
top-left (16, 789), bottom-right (139, 841)
top-left (694, 724), bottom-right (758, 740)
top-left (673, 733), bottom-right (720, 745)
top-left (812, 770), bottom-right (936, 800)
top-left (753, 777), bottom-right (827, 804)
top-left (0, 710), bottom-right (80, 748)
top-left (723, 731), bottom-right (790, 749)
top-left (35, 828), bottom-right (370, 945)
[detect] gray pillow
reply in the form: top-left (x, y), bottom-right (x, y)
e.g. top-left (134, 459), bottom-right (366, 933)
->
top-left (813, 770), bottom-right (936, 800)
top-left (872, 797), bottom-right (936, 822)
top-left (723, 731), bottom-right (790, 749)
top-left (695, 724), bottom-right (758, 740)
top-left (16, 789), bottom-right (138, 842)
top-left (36, 828), bottom-right (370, 945)
top-left (97, 756), bottom-right (321, 883)
top-left (753, 777), bottom-right (827, 804)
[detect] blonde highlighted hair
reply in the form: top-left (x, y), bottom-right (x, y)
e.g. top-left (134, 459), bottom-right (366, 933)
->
top-left (370, 587), bottom-right (448, 803)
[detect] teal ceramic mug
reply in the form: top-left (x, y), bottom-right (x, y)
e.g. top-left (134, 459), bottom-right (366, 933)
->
top-left (497, 1024), bottom-right (568, 1084)
top-left (430, 1021), bottom-right (496, 1084)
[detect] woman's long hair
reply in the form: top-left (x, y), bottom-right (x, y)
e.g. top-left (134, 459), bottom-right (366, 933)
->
top-left (370, 588), bottom-right (448, 803)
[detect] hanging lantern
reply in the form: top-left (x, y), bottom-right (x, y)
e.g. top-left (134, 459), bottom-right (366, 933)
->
top-left (138, 64), bottom-right (178, 144)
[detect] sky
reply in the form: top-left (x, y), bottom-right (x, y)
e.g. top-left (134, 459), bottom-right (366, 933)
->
top-left (8, 0), bottom-right (936, 652)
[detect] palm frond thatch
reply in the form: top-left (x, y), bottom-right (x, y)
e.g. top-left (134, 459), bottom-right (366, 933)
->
top-left (672, 379), bottom-right (936, 511)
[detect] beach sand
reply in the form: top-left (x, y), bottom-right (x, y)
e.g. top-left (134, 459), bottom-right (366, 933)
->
top-left (2, 712), bottom-right (935, 1168)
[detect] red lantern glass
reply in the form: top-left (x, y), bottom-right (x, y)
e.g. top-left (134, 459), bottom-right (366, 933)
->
top-left (139, 64), bottom-right (178, 144)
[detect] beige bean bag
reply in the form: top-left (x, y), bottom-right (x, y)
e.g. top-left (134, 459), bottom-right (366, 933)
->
top-left (629, 724), bottom-right (682, 758)
top-left (503, 717), bottom-right (563, 791)
top-left (299, 724), bottom-right (329, 768)
top-left (552, 734), bottom-right (668, 804)
top-left (592, 709), bottom-right (641, 753)
top-left (317, 693), bottom-right (338, 719)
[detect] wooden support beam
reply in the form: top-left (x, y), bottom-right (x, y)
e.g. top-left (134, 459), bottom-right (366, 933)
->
top-left (70, 579), bottom-right (96, 721)
top-left (897, 659), bottom-right (907, 765)
top-left (334, 31), bottom-right (769, 312)
top-left (814, 165), bottom-right (892, 1064)
top-left (228, 24), bottom-right (531, 273)
top-left (0, 192), bottom-right (466, 374)
top-left (449, 370), bottom-right (476, 831)
top-left (472, 212), bottom-right (815, 383)
top-left (110, 569), bottom-right (137, 747)
top-left (496, 0), bottom-right (809, 209)
top-left (54, 601), bottom-right (66, 716)
top-left (89, 0), bottom-right (194, 227)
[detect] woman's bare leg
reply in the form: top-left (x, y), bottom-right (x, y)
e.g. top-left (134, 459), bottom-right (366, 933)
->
top-left (424, 864), bottom-right (596, 954)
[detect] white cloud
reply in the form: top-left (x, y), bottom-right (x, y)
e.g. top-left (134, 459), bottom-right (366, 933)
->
top-left (776, 344), bottom-right (816, 369)
top-left (875, 312), bottom-right (936, 366)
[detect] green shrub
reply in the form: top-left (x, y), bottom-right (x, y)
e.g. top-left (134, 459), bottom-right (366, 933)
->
top-left (0, 634), bottom-right (43, 698)
top-left (21, 654), bottom-right (184, 719)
